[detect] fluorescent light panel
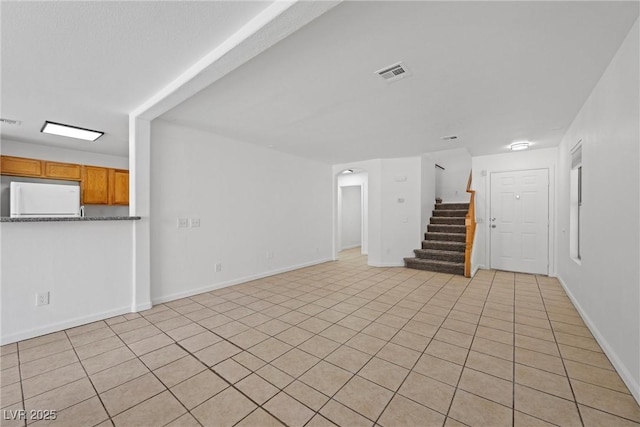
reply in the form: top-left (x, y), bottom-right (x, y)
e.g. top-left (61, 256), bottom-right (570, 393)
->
top-left (41, 121), bottom-right (103, 142)
top-left (510, 141), bottom-right (530, 151)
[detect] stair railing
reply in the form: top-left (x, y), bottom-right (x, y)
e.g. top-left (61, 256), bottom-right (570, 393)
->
top-left (465, 171), bottom-right (476, 277)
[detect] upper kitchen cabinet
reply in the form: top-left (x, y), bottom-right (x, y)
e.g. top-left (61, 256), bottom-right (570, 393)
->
top-left (44, 161), bottom-right (82, 181)
top-left (0, 155), bottom-right (43, 177)
top-left (82, 166), bottom-right (109, 204)
top-left (109, 169), bottom-right (129, 205)
top-left (0, 155), bottom-right (129, 206)
top-left (1, 155), bottom-right (82, 180)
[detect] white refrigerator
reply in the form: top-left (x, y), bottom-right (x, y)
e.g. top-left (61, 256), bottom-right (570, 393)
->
top-left (10, 182), bottom-right (81, 218)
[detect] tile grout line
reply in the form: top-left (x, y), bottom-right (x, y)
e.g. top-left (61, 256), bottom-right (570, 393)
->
top-left (512, 272), bottom-right (517, 427)
top-left (260, 269), bottom-right (450, 425)
top-left (441, 270), bottom-right (498, 425)
top-left (98, 322), bottom-right (203, 427)
top-left (533, 274), bottom-right (585, 427)
top-left (297, 269), bottom-right (453, 425)
top-left (16, 341), bottom-right (27, 427)
top-left (63, 329), bottom-right (115, 427)
top-left (371, 273), bottom-right (469, 425)
top-left (313, 270), bottom-right (474, 424)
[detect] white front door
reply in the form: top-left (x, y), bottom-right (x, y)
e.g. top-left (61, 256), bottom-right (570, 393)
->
top-left (490, 169), bottom-right (549, 275)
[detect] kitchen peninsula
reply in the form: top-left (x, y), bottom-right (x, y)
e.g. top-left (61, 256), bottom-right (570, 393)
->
top-left (1, 215), bottom-right (143, 344)
top-left (0, 154), bottom-right (143, 345)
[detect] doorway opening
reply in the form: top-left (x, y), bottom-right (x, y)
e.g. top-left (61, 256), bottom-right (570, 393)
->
top-left (336, 169), bottom-right (368, 261)
top-left (341, 185), bottom-right (362, 251)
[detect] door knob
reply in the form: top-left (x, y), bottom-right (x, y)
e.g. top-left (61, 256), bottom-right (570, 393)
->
top-left (491, 225), bottom-right (497, 228)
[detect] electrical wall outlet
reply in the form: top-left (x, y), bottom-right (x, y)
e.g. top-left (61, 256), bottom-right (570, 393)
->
top-left (215, 263), bottom-right (222, 272)
top-left (177, 218), bottom-right (189, 228)
top-left (36, 292), bottom-right (50, 307)
top-left (266, 251), bottom-right (274, 259)
top-left (190, 218), bottom-right (200, 228)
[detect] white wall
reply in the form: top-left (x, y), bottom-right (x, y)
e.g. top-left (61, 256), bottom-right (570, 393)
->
top-left (557, 19), bottom-right (639, 403)
top-left (471, 148), bottom-right (557, 275)
top-left (1, 138), bottom-right (129, 169)
top-left (333, 157), bottom-right (422, 267)
top-left (379, 157), bottom-right (422, 266)
top-left (150, 120), bottom-right (333, 302)
top-left (0, 221), bottom-right (134, 344)
top-left (431, 148), bottom-right (472, 203)
top-left (421, 154), bottom-right (436, 236)
top-left (340, 186), bottom-right (361, 250)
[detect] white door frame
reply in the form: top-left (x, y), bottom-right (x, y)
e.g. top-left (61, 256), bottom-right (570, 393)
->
top-left (485, 166), bottom-right (556, 276)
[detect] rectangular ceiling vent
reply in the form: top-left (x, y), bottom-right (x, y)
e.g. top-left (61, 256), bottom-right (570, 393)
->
top-left (376, 62), bottom-right (411, 82)
top-left (0, 118), bottom-right (21, 125)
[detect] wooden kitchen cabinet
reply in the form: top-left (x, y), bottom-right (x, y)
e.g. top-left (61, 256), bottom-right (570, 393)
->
top-left (109, 169), bottom-right (129, 205)
top-left (82, 166), bottom-right (109, 204)
top-left (0, 155), bottom-right (43, 177)
top-left (44, 161), bottom-right (81, 180)
top-left (1, 155), bottom-right (129, 206)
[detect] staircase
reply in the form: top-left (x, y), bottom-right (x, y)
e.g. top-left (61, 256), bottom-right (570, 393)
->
top-left (404, 202), bottom-right (469, 275)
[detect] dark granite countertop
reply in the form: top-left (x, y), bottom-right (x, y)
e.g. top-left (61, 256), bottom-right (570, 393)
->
top-left (0, 216), bottom-right (141, 222)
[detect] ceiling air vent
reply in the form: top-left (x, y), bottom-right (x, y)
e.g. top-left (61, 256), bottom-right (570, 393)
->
top-left (376, 62), bottom-right (410, 82)
top-left (0, 118), bottom-right (22, 125)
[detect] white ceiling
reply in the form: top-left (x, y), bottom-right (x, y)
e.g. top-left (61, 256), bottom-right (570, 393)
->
top-left (0, 0), bottom-right (271, 157)
top-left (2, 2), bottom-right (638, 164)
top-left (160, 1), bottom-right (639, 163)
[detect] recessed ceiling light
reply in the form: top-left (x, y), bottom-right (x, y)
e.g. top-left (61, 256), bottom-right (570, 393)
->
top-left (41, 121), bottom-right (103, 142)
top-left (342, 169), bottom-right (354, 174)
top-left (510, 141), bottom-right (530, 151)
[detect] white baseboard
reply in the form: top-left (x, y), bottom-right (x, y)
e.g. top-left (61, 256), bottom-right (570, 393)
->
top-left (368, 261), bottom-right (405, 268)
top-left (133, 302), bottom-right (153, 312)
top-left (0, 305), bottom-right (132, 345)
top-left (340, 244), bottom-right (361, 251)
top-left (471, 264), bottom-right (482, 276)
top-left (152, 258), bottom-right (334, 304)
top-left (557, 275), bottom-right (640, 404)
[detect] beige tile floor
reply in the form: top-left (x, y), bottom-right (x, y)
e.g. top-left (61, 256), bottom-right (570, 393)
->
top-left (2, 248), bottom-right (639, 427)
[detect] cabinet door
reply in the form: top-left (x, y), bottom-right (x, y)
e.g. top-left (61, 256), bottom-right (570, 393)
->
top-left (44, 161), bottom-right (81, 180)
top-left (0, 156), bottom-right (43, 177)
top-left (109, 169), bottom-right (129, 205)
top-left (82, 166), bottom-right (109, 204)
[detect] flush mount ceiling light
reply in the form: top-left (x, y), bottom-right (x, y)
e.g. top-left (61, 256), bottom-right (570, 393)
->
top-left (510, 141), bottom-right (530, 151)
top-left (41, 121), bottom-right (104, 142)
top-left (342, 169), bottom-right (354, 174)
